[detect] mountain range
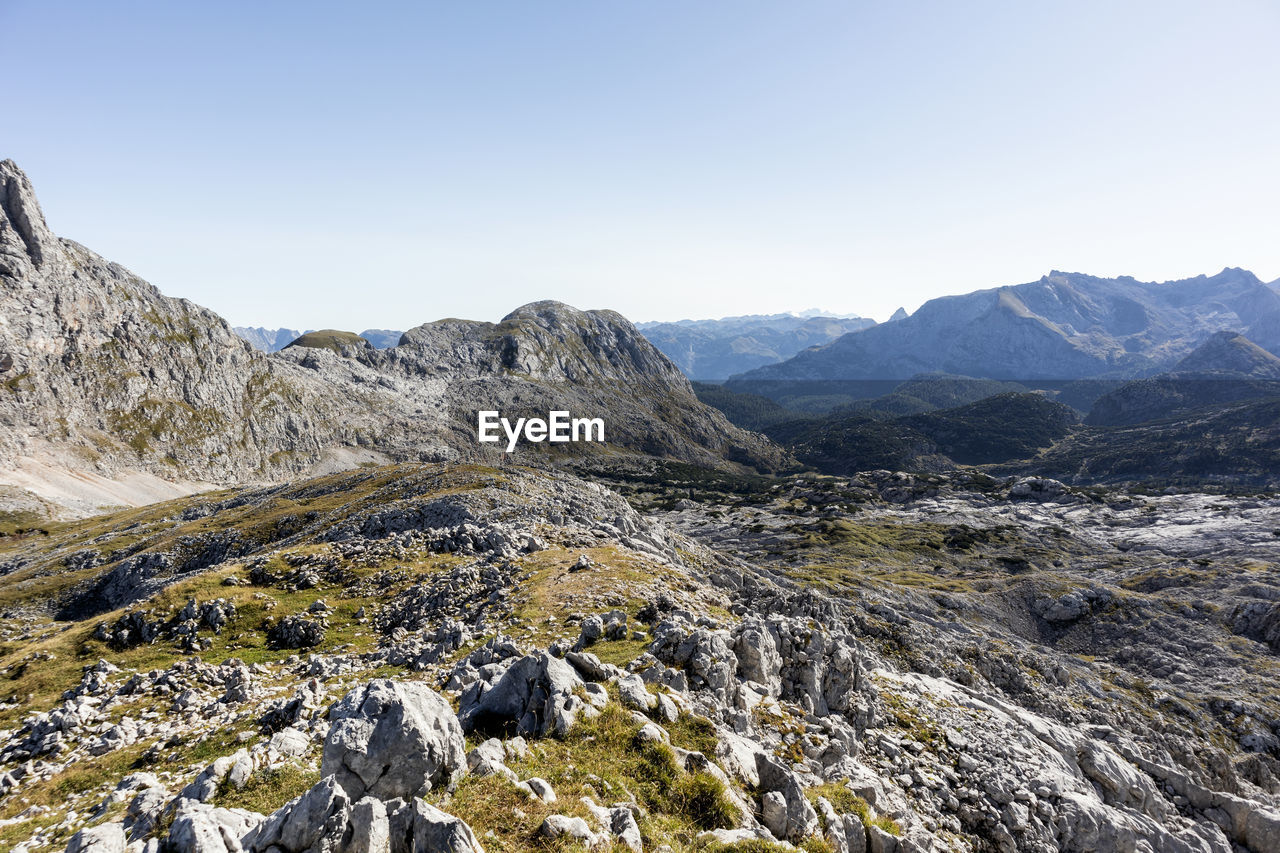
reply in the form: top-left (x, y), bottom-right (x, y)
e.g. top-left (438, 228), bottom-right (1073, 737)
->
top-left (233, 327), bottom-right (404, 352)
top-left (636, 313), bottom-right (875, 380)
top-left (238, 313), bottom-right (878, 379)
top-left (5, 153), bottom-right (1278, 508)
top-left (732, 269), bottom-right (1280, 383)
top-left (695, 330), bottom-right (1280, 488)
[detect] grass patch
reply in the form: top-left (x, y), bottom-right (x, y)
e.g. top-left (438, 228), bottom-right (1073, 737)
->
top-left (439, 703), bottom-right (739, 853)
top-left (215, 764), bottom-right (321, 814)
top-left (806, 782), bottom-right (900, 836)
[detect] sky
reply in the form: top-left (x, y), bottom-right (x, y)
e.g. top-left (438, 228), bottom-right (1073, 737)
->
top-left (4, 0), bottom-right (1279, 329)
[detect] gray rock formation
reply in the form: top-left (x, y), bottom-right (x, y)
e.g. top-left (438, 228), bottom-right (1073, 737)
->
top-left (12, 463), bottom-right (1278, 853)
top-left (322, 679), bottom-right (466, 800)
top-left (456, 651), bottom-right (590, 737)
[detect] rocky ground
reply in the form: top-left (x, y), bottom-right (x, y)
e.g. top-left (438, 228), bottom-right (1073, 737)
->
top-left (0, 463), bottom-right (1276, 852)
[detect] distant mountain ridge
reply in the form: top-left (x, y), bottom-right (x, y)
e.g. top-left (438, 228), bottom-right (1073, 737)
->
top-left (637, 312), bottom-right (875, 380)
top-left (233, 327), bottom-right (404, 352)
top-left (232, 326), bottom-right (302, 352)
top-left (735, 269), bottom-right (1280, 383)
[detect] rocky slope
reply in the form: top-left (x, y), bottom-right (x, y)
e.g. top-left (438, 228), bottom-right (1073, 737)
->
top-left (734, 270), bottom-right (1280, 383)
top-left (638, 315), bottom-right (875, 381)
top-left (335, 302), bottom-right (791, 474)
top-left (0, 464), bottom-right (1276, 852)
top-left (0, 160), bottom-right (787, 516)
top-left (0, 160), bottom-right (422, 490)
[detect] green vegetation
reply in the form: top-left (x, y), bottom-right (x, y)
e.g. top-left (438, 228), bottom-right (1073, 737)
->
top-left (215, 765), bottom-right (322, 814)
top-left (0, 510), bottom-right (47, 538)
top-left (842, 374), bottom-right (1029, 417)
top-left (900, 392), bottom-right (1078, 465)
top-left (441, 703), bottom-right (738, 853)
top-left (765, 392), bottom-right (1077, 476)
top-left (805, 782), bottom-right (901, 836)
top-left (1000, 396), bottom-right (1280, 489)
top-left (692, 382), bottom-right (799, 431)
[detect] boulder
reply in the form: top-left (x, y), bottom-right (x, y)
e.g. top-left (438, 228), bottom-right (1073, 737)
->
top-left (538, 815), bottom-right (607, 850)
top-left (179, 749), bottom-right (253, 802)
top-left (734, 618), bottom-right (783, 696)
top-left (618, 673), bottom-right (657, 711)
top-left (270, 727), bottom-right (311, 759)
top-left (168, 800), bottom-right (265, 853)
top-left (389, 800), bottom-right (484, 853)
top-left (458, 652), bottom-right (589, 737)
top-left (65, 823), bottom-right (126, 853)
top-left (756, 755), bottom-right (820, 841)
top-left (1009, 477), bottom-right (1067, 501)
top-left (348, 797), bottom-right (391, 853)
top-left (584, 798), bottom-right (643, 852)
top-left (521, 777), bottom-right (557, 803)
top-left (323, 679), bottom-right (466, 800)
top-left (242, 776), bottom-right (350, 853)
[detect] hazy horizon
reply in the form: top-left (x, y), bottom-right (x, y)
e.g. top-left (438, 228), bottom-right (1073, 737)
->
top-left (6, 0), bottom-right (1279, 329)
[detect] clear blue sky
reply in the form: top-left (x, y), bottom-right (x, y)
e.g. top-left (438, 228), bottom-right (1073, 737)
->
top-left (5, 1), bottom-right (1278, 329)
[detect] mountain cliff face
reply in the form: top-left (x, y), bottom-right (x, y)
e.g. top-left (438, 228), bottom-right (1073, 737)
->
top-left (736, 270), bottom-right (1280, 382)
top-left (349, 302), bottom-right (789, 471)
top-left (0, 160), bottom-right (417, 490)
top-left (0, 161), bottom-right (787, 513)
top-left (638, 314), bottom-right (875, 380)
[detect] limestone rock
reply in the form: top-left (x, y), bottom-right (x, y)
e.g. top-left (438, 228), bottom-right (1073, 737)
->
top-left (458, 652), bottom-right (589, 738)
top-left (323, 679), bottom-right (466, 800)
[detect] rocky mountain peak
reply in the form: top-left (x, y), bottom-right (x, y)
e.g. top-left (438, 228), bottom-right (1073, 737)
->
top-left (0, 159), bottom-right (57, 274)
top-left (499, 299), bottom-right (590, 325)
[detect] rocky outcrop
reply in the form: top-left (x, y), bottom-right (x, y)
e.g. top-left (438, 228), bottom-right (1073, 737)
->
top-left (357, 300), bottom-right (792, 472)
top-left (0, 159), bottom-right (425, 491)
top-left (322, 680), bottom-right (467, 800)
top-left (456, 651), bottom-right (592, 738)
top-left (0, 448), bottom-right (1272, 853)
